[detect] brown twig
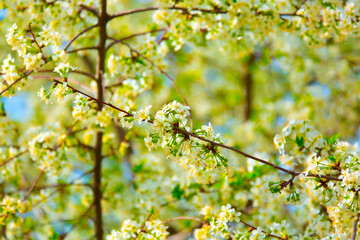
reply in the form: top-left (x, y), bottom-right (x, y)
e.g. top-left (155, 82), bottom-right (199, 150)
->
top-left (22, 169), bottom-right (45, 202)
top-left (79, 4), bottom-right (99, 17)
top-left (60, 202), bottom-right (94, 239)
top-left (1, 24), bottom-right (49, 96)
top-left (0, 150), bottom-right (28, 168)
top-left (109, 6), bottom-right (306, 21)
top-left (163, 216), bottom-right (206, 225)
top-left (18, 122), bottom-right (83, 202)
top-left (118, 41), bottom-right (194, 131)
top-left (0, 71), bottom-right (33, 96)
top-left (46, 79), bottom-right (342, 184)
top-left (51, 78), bottom-right (129, 115)
top-left (278, 0), bottom-right (306, 19)
top-left (29, 168), bottom-right (94, 210)
top-left (64, 24), bottom-right (99, 51)
top-left (33, 75), bottom-right (96, 95)
top-left (109, 6), bottom-right (227, 20)
top-left (28, 23), bottom-right (45, 55)
top-left (240, 220), bottom-right (286, 240)
top-left (66, 46), bottom-right (99, 54)
top-left (133, 212), bottom-right (153, 240)
top-left (38, 69), bottom-right (97, 81)
top-left (104, 79), bottom-right (124, 89)
top-left (157, 27), bottom-right (169, 44)
top-left (5, 183), bottom-right (91, 195)
top-left (106, 28), bottom-right (166, 51)
top-left (352, 212), bottom-right (360, 240)
top-left (55, 120), bottom-right (79, 149)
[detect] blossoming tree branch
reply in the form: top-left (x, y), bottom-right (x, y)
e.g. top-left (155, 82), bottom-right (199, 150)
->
top-left (0, 0), bottom-right (360, 239)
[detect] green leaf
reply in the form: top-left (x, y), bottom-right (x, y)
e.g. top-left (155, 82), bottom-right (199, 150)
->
top-left (327, 155), bottom-right (336, 163)
top-left (326, 133), bottom-right (340, 146)
top-left (295, 135), bottom-right (304, 147)
top-left (48, 229), bottom-right (61, 240)
top-left (132, 160), bottom-right (146, 173)
top-left (172, 184), bottom-right (184, 200)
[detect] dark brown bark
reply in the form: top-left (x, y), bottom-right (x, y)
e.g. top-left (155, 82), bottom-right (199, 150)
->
top-left (93, 0), bottom-right (108, 239)
top-left (243, 53), bottom-right (255, 121)
top-left (352, 213), bottom-right (360, 240)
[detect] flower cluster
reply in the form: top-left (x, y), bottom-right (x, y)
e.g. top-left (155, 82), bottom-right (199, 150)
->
top-left (106, 218), bottom-right (168, 240)
top-left (53, 82), bottom-right (72, 102)
top-left (3, 23), bottom-right (71, 96)
top-left (195, 204), bottom-right (241, 239)
top-left (0, 54), bottom-right (23, 96)
top-left (274, 120), bottom-right (327, 168)
top-left (24, 124), bottom-right (67, 174)
top-left (0, 196), bottom-right (31, 225)
top-left (154, 0), bottom-right (360, 51)
top-left (109, 77), bottom-right (151, 120)
top-left (96, 107), bottom-right (117, 128)
top-left (271, 120), bottom-right (360, 236)
top-left (38, 82), bottom-right (73, 104)
top-left (54, 62), bottom-right (77, 79)
top-left (134, 105), bottom-right (152, 125)
top-left (3, 0), bottom-right (360, 239)
top-left (143, 101), bottom-right (231, 183)
top-left (6, 24), bottom-right (45, 70)
top-left (37, 86), bottom-right (52, 105)
top-left (72, 93), bottom-right (91, 121)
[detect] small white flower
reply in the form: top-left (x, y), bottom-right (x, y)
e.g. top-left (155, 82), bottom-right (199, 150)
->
top-left (54, 62), bottom-right (77, 78)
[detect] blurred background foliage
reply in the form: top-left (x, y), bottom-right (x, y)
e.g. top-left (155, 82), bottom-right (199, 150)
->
top-left (1, 0), bottom-right (360, 239)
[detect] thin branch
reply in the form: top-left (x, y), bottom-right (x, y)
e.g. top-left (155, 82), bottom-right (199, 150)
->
top-left (109, 6), bottom-right (304, 20)
top-left (51, 78), bottom-right (129, 115)
top-left (79, 4), bottom-right (99, 17)
top-left (68, 143), bottom-right (95, 151)
top-left (294, 0), bottom-right (307, 13)
top-left (352, 212), bottom-right (360, 240)
top-left (0, 150), bottom-right (28, 168)
top-left (28, 23), bottom-right (45, 58)
top-left (22, 169), bottom-right (45, 201)
top-left (163, 216), bottom-right (284, 240)
top-left (64, 24), bottom-right (99, 51)
top-left (47, 79), bottom-right (343, 183)
top-left (133, 212), bottom-right (153, 240)
top-left (240, 220), bottom-right (286, 240)
top-left (104, 79), bottom-right (124, 89)
top-left (19, 122), bottom-right (83, 201)
top-left (34, 76), bottom-right (96, 95)
top-left (5, 183), bottom-right (91, 195)
top-left (66, 46), bottom-right (98, 54)
top-left (54, 120), bottom-right (79, 149)
top-left (38, 69), bottom-right (97, 81)
top-left (279, 0), bottom-right (307, 19)
top-left (157, 27), bottom-right (169, 44)
top-left (163, 216), bottom-right (206, 225)
top-left (106, 28), bottom-right (166, 51)
top-left (41, 0), bottom-right (57, 5)
top-left (0, 71), bottom-right (33, 96)
top-left (69, 127), bottom-right (87, 135)
top-left (109, 6), bottom-right (227, 20)
top-left (1, 24), bottom-right (48, 96)
top-left (60, 202), bottom-right (94, 239)
top-left (31, 169), bottom-right (94, 208)
top-left (176, 127), bottom-right (341, 181)
top-left (120, 41), bottom-right (194, 131)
